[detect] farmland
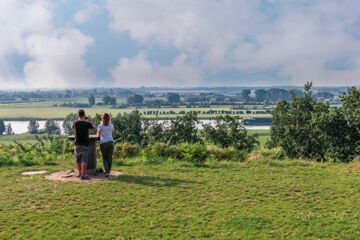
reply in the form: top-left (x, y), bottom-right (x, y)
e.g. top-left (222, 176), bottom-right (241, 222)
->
top-left (0, 98), bottom-right (272, 120)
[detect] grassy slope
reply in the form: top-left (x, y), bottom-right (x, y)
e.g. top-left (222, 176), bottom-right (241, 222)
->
top-left (0, 160), bottom-right (359, 239)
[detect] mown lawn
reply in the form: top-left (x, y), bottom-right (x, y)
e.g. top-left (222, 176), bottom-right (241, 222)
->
top-left (0, 160), bottom-right (359, 239)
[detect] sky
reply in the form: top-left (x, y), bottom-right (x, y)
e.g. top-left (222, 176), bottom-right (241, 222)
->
top-left (1, 0), bottom-right (360, 89)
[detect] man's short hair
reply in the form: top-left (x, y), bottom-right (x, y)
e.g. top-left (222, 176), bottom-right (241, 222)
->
top-left (78, 109), bottom-right (85, 117)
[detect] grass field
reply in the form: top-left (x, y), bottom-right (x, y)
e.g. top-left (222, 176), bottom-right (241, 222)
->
top-left (0, 100), bottom-right (272, 120)
top-left (0, 159), bottom-right (359, 239)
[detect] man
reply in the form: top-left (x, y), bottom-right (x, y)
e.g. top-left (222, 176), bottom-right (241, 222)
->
top-left (72, 109), bottom-right (95, 180)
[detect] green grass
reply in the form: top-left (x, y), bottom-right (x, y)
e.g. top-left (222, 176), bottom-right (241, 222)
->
top-left (248, 129), bottom-right (270, 148)
top-left (0, 100), bottom-right (272, 119)
top-left (0, 159), bottom-right (359, 239)
top-left (0, 134), bottom-right (41, 144)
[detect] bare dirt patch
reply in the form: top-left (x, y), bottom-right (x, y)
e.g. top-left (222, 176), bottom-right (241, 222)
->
top-left (22, 170), bottom-right (47, 175)
top-left (44, 170), bottom-right (122, 182)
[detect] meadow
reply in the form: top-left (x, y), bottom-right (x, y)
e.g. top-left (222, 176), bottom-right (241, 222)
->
top-left (0, 158), bottom-right (359, 239)
top-left (0, 98), bottom-right (271, 120)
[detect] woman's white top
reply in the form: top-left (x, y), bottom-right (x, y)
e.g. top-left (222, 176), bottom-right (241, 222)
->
top-left (97, 123), bottom-right (114, 144)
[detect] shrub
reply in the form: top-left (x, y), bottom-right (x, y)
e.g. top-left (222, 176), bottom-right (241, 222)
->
top-left (202, 115), bottom-right (259, 152)
top-left (182, 143), bottom-right (208, 166)
top-left (113, 143), bottom-right (139, 159)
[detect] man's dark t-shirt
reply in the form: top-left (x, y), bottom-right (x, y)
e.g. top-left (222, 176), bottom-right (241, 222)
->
top-left (73, 120), bottom-right (93, 146)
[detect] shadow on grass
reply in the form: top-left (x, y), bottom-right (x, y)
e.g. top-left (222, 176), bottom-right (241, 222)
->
top-left (113, 174), bottom-right (199, 187)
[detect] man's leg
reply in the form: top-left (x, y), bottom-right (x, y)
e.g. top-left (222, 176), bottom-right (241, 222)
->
top-left (81, 162), bottom-right (87, 176)
top-left (81, 146), bottom-right (90, 179)
top-left (74, 146), bottom-right (82, 176)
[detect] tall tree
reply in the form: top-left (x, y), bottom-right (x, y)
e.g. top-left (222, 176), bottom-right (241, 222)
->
top-left (45, 120), bottom-right (61, 134)
top-left (5, 123), bottom-right (13, 135)
top-left (255, 89), bottom-right (267, 102)
top-left (240, 89), bottom-right (251, 102)
top-left (88, 95), bottom-right (95, 106)
top-left (127, 94), bottom-right (144, 104)
top-left (0, 119), bottom-right (5, 135)
top-left (166, 93), bottom-right (180, 103)
top-left (62, 113), bottom-right (78, 134)
top-left (28, 119), bottom-right (39, 134)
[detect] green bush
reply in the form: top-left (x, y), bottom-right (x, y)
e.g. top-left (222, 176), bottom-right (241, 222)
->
top-left (182, 143), bottom-right (208, 166)
top-left (113, 143), bottom-right (139, 159)
top-left (269, 82), bottom-right (360, 162)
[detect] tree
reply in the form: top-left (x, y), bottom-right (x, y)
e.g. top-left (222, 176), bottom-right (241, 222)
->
top-left (267, 88), bottom-right (290, 102)
top-left (0, 119), bottom-right (5, 135)
top-left (240, 89), bottom-right (251, 102)
top-left (165, 112), bottom-right (200, 144)
top-left (102, 96), bottom-right (116, 105)
top-left (127, 94), bottom-right (144, 104)
top-left (45, 120), bottom-right (61, 134)
top-left (88, 95), bottom-right (95, 106)
top-left (255, 89), bottom-right (267, 102)
top-left (203, 115), bottom-right (259, 151)
top-left (28, 119), bottom-right (39, 134)
top-left (62, 113), bottom-right (78, 134)
top-left (166, 93), bottom-right (180, 103)
top-left (5, 123), bottom-right (13, 135)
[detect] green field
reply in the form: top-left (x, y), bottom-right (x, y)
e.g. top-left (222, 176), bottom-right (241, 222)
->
top-left (0, 99), bottom-right (272, 120)
top-left (1, 159), bottom-right (359, 239)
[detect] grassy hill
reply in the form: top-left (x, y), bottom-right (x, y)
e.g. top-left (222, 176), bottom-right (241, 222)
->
top-left (0, 159), bottom-right (359, 239)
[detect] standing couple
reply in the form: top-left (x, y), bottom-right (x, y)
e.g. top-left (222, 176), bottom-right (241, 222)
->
top-left (72, 109), bottom-right (114, 180)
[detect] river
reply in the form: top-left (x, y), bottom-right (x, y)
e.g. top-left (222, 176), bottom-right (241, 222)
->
top-left (4, 119), bottom-right (271, 134)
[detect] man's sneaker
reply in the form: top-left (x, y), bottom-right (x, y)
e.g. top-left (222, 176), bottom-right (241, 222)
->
top-left (104, 173), bottom-right (110, 177)
top-left (81, 175), bottom-right (90, 180)
top-left (75, 173), bottom-right (81, 178)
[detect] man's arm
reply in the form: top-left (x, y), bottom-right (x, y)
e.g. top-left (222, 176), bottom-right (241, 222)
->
top-left (87, 116), bottom-right (96, 130)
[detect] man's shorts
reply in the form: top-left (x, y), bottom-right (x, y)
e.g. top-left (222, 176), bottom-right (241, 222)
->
top-left (74, 145), bottom-right (90, 164)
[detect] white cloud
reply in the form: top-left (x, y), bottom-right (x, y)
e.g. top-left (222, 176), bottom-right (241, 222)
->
top-left (0, 0), bottom-right (95, 88)
top-left (106, 0), bottom-right (360, 86)
top-left (74, 2), bottom-right (100, 24)
top-left (24, 29), bottom-right (95, 88)
top-left (110, 52), bottom-right (202, 87)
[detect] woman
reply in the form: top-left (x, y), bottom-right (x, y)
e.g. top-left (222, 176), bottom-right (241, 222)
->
top-left (97, 113), bottom-right (114, 177)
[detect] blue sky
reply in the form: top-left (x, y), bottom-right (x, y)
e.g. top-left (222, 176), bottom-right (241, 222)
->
top-left (1, 0), bottom-right (360, 88)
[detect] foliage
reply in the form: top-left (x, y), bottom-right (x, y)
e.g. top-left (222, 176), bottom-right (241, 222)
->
top-left (5, 123), bottom-right (13, 135)
top-left (203, 115), bottom-right (259, 152)
top-left (240, 89), bottom-right (251, 102)
top-left (165, 112), bottom-right (200, 145)
top-left (0, 119), bottom-right (5, 135)
top-left (28, 119), bottom-right (39, 134)
top-left (269, 82), bottom-right (360, 162)
top-left (45, 120), bottom-right (61, 134)
top-left (62, 113), bottom-right (78, 134)
top-left (102, 95), bottom-right (116, 105)
top-left (113, 143), bottom-right (140, 159)
top-left (0, 134), bottom-right (71, 167)
top-left (127, 94), bottom-right (144, 104)
top-left (113, 110), bottom-right (144, 145)
top-left (181, 142), bottom-right (208, 166)
top-left (88, 94), bottom-right (95, 106)
top-left (166, 92), bottom-right (180, 103)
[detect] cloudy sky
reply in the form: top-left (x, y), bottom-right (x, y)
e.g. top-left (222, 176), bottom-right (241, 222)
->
top-left (1, 0), bottom-right (360, 89)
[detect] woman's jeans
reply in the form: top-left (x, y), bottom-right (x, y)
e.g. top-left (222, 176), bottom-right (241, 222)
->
top-left (100, 141), bottom-right (114, 173)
